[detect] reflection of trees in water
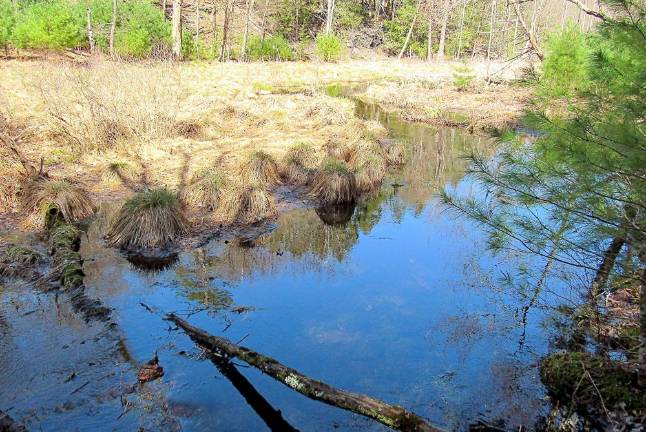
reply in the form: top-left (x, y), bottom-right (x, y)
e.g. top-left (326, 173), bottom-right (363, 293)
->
top-left (396, 127), bottom-right (493, 210)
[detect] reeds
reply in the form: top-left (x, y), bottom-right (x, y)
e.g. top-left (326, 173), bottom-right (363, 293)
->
top-left (354, 154), bottom-right (386, 192)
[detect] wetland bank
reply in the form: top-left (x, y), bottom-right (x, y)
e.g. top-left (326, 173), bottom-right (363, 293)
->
top-left (0, 35), bottom-right (644, 431)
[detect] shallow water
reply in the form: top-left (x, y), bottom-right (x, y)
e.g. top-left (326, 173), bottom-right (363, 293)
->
top-left (1, 95), bottom-right (561, 431)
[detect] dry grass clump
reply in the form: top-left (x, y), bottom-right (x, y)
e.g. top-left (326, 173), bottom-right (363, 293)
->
top-left (174, 120), bottom-right (204, 139)
top-left (101, 161), bottom-right (140, 186)
top-left (21, 178), bottom-right (95, 223)
top-left (36, 61), bottom-right (179, 152)
top-left (239, 151), bottom-right (281, 187)
top-left (279, 143), bottom-right (319, 185)
top-left (216, 183), bottom-right (277, 224)
top-left (309, 158), bottom-right (357, 206)
top-left (108, 188), bottom-right (188, 249)
top-left (362, 120), bottom-right (388, 140)
top-left (354, 154), bottom-right (386, 192)
top-left (382, 140), bottom-right (408, 166)
top-left (0, 177), bottom-right (18, 212)
top-left (179, 167), bottom-right (225, 210)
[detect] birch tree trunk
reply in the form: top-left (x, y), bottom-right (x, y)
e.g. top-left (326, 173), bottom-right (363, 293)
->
top-left (436, 0), bottom-right (450, 60)
top-left (486, 0), bottom-right (496, 63)
top-left (172, 0), bottom-right (183, 60)
top-left (398, 0), bottom-right (421, 59)
top-left (219, 0), bottom-right (231, 61)
top-left (455, 0), bottom-right (467, 58)
top-left (86, 7), bottom-right (95, 54)
top-left (326, 0), bottom-right (336, 34)
top-left (109, 0), bottom-right (117, 56)
top-left (241, 0), bottom-right (255, 60)
top-left (211, 1), bottom-right (217, 58)
top-left (426, 0), bottom-right (433, 61)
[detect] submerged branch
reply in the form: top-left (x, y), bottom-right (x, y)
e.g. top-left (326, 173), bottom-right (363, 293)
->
top-left (167, 313), bottom-right (442, 432)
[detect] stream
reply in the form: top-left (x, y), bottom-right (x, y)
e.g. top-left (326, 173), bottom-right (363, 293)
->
top-left (0, 90), bottom-right (567, 431)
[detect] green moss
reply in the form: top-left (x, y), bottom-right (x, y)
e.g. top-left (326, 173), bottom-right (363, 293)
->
top-left (5, 246), bottom-right (41, 264)
top-left (61, 261), bottom-right (84, 289)
top-left (321, 157), bottom-right (351, 174)
top-left (540, 352), bottom-right (645, 412)
top-left (48, 223), bottom-right (80, 253)
top-left (124, 188), bottom-right (178, 212)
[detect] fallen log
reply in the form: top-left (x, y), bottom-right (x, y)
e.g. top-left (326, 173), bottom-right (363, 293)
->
top-left (166, 313), bottom-right (442, 432)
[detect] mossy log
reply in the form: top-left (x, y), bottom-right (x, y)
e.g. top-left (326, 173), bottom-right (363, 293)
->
top-left (45, 206), bottom-right (110, 321)
top-left (167, 313), bottom-right (442, 432)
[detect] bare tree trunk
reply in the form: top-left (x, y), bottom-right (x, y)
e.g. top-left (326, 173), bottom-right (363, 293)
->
top-left (511, 0), bottom-right (543, 59)
top-left (109, 0), bottom-right (117, 56)
top-left (326, 0), bottom-right (336, 34)
top-left (436, 0), bottom-right (450, 60)
top-left (455, 0), bottom-right (467, 58)
top-left (172, 0), bottom-right (183, 60)
top-left (426, 0), bottom-right (433, 61)
top-left (260, 0), bottom-right (269, 41)
top-left (241, 0), bottom-right (255, 60)
top-left (195, 0), bottom-right (201, 59)
top-left (589, 237), bottom-right (625, 300)
top-left (167, 313), bottom-right (443, 432)
top-left (219, 0), bottom-right (231, 61)
top-left (471, 12), bottom-right (481, 59)
top-left (398, 0), bottom-right (421, 59)
top-left (86, 7), bottom-right (95, 54)
top-left (211, 1), bottom-right (217, 58)
top-left (485, 0), bottom-right (496, 75)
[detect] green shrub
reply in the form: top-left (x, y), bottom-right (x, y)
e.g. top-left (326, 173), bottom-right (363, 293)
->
top-left (452, 65), bottom-right (475, 91)
top-left (335, 1), bottom-right (366, 30)
top-left (246, 35), bottom-right (294, 61)
top-left (384, 0), bottom-right (427, 57)
top-left (0, 0), bottom-right (15, 50)
top-left (12, 0), bottom-right (85, 49)
top-left (114, 0), bottom-right (170, 58)
top-left (315, 33), bottom-right (343, 62)
top-left (539, 24), bottom-right (591, 98)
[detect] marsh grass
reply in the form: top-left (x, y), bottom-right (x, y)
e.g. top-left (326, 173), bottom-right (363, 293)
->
top-left (36, 61), bottom-right (180, 152)
top-left (239, 151), bottom-right (281, 187)
top-left (216, 183), bottom-right (277, 224)
top-left (354, 154), bottom-right (386, 192)
top-left (174, 120), bottom-right (204, 139)
top-left (179, 167), bottom-right (225, 210)
top-left (21, 178), bottom-right (95, 224)
top-left (309, 158), bottom-right (357, 206)
top-left (279, 143), bottom-right (318, 185)
top-left (108, 188), bottom-right (188, 249)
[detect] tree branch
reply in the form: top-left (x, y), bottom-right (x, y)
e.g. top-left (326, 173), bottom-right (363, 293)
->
top-left (167, 313), bottom-right (443, 432)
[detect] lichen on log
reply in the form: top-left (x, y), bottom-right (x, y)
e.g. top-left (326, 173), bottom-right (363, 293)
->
top-left (167, 313), bottom-right (443, 432)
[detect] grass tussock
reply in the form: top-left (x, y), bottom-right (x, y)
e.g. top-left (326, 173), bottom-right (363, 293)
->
top-left (0, 179), bottom-right (18, 212)
top-left (279, 143), bottom-right (318, 185)
top-left (21, 178), bottom-right (95, 224)
top-left (174, 120), bottom-right (204, 139)
top-left (108, 188), bottom-right (188, 249)
top-left (216, 183), bottom-right (277, 224)
top-left (101, 161), bottom-right (140, 186)
top-left (309, 158), bottom-right (357, 206)
top-left (179, 167), bottom-right (225, 210)
top-left (355, 154), bottom-right (386, 192)
top-left (239, 151), bottom-right (281, 187)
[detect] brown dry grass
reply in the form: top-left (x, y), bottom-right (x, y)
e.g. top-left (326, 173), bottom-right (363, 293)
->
top-left (309, 158), bottom-right (357, 206)
top-left (21, 178), bottom-right (95, 224)
top-left (108, 188), bottom-right (188, 249)
top-left (238, 151), bottom-right (282, 188)
top-left (216, 183), bottom-right (277, 224)
top-left (179, 166), bottom-right (226, 210)
top-left (354, 154), bottom-right (386, 192)
top-left (279, 143), bottom-right (319, 185)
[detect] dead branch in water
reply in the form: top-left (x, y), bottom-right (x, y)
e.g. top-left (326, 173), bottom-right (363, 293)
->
top-left (166, 313), bottom-right (443, 432)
